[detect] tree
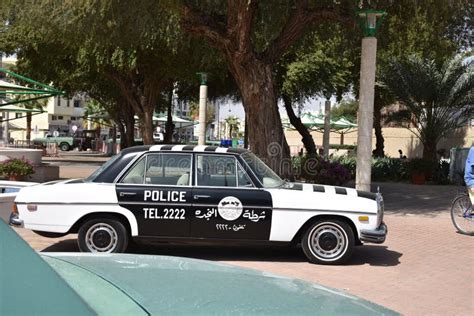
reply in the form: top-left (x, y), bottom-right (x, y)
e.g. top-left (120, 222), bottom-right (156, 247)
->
top-left (370, 0), bottom-right (472, 157)
top-left (382, 55), bottom-right (473, 161)
top-left (224, 115), bottom-right (240, 139)
top-left (0, 0), bottom-right (214, 145)
top-left (188, 101), bottom-right (215, 126)
top-left (277, 25), bottom-right (357, 156)
top-left (178, 1), bottom-right (354, 177)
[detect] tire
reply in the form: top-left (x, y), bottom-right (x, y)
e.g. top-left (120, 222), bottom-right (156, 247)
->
top-left (450, 193), bottom-right (474, 235)
top-left (302, 219), bottom-right (354, 265)
top-left (78, 217), bottom-right (129, 253)
top-left (33, 230), bottom-right (68, 238)
top-left (59, 142), bottom-right (70, 151)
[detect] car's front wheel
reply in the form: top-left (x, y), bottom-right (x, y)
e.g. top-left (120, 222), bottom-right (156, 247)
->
top-left (78, 218), bottom-right (128, 253)
top-left (302, 219), bottom-right (354, 265)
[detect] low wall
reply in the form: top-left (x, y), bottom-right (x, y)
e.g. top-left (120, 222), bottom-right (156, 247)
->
top-left (0, 148), bottom-right (43, 165)
top-left (285, 127), bottom-right (474, 158)
top-left (0, 148), bottom-right (59, 182)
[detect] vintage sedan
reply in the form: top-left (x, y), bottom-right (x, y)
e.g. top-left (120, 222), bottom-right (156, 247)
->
top-left (10, 145), bottom-right (387, 264)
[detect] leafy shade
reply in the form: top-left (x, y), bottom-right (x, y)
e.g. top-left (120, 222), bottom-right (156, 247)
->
top-left (382, 55), bottom-right (474, 161)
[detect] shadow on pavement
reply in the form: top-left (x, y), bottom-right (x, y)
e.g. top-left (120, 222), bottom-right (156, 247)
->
top-left (42, 240), bottom-right (401, 267)
top-left (349, 246), bottom-right (402, 267)
top-left (371, 182), bottom-right (464, 217)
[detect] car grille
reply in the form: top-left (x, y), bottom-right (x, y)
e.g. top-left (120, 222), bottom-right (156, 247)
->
top-left (377, 194), bottom-right (384, 227)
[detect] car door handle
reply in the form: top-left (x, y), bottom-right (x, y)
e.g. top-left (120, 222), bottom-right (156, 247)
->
top-left (193, 195), bottom-right (210, 200)
top-left (120, 192), bottom-right (137, 197)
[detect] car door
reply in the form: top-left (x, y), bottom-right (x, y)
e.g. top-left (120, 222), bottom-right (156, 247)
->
top-left (116, 152), bottom-right (193, 237)
top-left (191, 153), bottom-right (273, 240)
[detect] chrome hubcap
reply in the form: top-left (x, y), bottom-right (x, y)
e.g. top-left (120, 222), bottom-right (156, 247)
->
top-left (309, 223), bottom-right (347, 261)
top-left (85, 223), bottom-right (118, 253)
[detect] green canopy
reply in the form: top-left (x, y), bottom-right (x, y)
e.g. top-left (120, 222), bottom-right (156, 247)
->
top-left (0, 68), bottom-right (63, 106)
top-left (282, 112), bottom-right (358, 144)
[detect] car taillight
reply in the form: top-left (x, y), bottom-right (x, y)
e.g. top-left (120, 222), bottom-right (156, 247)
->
top-left (12, 203), bottom-right (18, 215)
top-left (27, 204), bottom-right (38, 212)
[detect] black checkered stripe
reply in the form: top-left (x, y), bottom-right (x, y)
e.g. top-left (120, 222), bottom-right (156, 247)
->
top-left (149, 144), bottom-right (247, 154)
top-left (287, 183), bottom-right (377, 200)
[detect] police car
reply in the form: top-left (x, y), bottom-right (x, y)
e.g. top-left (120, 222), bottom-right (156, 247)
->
top-left (11, 145), bottom-right (387, 265)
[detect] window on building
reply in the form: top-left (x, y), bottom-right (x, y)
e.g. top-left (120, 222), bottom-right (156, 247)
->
top-left (52, 115), bottom-right (57, 120)
top-left (67, 99), bottom-right (70, 107)
top-left (71, 117), bottom-right (76, 121)
top-left (15, 113), bottom-right (22, 118)
top-left (74, 100), bottom-right (81, 108)
top-left (58, 116), bottom-right (64, 120)
top-left (57, 97), bottom-right (61, 106)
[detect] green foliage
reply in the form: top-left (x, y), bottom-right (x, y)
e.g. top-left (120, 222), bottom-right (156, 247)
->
top-left (332, 99), bottom-right (358, 122)
top-left (371, 157), bottom-right (410, 182)
top-left (331, 156), bottom-right (410, 182)
top-left (0, 158), bottom-right (34, 177)
top-left (382, 55), bottom-right (474, 160)
top-left (407, 158), bottom-right (438, 174)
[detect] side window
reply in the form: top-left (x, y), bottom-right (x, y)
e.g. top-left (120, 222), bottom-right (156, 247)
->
top-left (145, 153), bottom-right (191, 186)
top-left (121, 157), bottom-right (146, 184)
top-left (237, 163), bottom-right (254, 187)
top-left (196, 155), bottom-right (237, 187)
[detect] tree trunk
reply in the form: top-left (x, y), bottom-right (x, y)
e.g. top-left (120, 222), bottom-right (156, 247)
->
top-left (117, 122), bottom-right (127, 148)
top-left (26, 112), bottom-right (32, 143)
top-left (228, 59), bottom-right (293, 179)
top-left (140, 108), bottom-right (154, 144)
top-left (373, 104), bottom-right (384, 158)
top-left (164, 88), bottom-right (174, 143)
top-left (124, 116), bottom-right (135, 147)
top-left (282, 94), bottom-right (317, 157)
top-left (244, 111), bottom-right (249, 149)
top-left (422, 139), bottom-right (438, 162)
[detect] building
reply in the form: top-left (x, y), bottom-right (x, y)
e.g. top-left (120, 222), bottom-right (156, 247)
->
top-left (7, 95), bottom-right (86, 141)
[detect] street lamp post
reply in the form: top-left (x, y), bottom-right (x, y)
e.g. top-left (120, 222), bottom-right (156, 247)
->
top-left (355, 9), bottom-right (386, 192)
top-left (197, 72), bottom-right (208, 146)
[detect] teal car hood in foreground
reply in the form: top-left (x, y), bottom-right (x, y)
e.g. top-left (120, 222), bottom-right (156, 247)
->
top-left (2, 220), bottom-right (397, 315)
top-left (42, 253), bottom-right (398, 315)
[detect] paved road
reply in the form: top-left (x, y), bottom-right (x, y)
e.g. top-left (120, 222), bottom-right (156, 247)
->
top-left (13, 163), bottom-right (474, 315)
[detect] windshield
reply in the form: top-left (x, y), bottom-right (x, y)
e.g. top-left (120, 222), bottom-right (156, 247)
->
top-left (85, 154), bottom-right (121, 182)
top-left (241, 152), bottom-right (284, 188)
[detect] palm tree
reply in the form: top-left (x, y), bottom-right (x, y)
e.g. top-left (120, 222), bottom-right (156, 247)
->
top-left (225, 115), bottom-right (240, 139)
top-left (382, 55), bottom-right (473, 161)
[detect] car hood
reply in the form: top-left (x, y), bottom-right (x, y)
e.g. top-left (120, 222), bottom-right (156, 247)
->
top-left (43, 253), bottom-right (398, 315)
top-left (266, 182), bottom-right (379, 214)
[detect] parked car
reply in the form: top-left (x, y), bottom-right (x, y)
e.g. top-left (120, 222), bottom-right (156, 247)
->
top-left (2, 220), bottom-right (397, 315)
top-left (32, 134), bottom-right (75, 151)
top-left (0, 180), bottom-right (37, 223)
top-left (11, 145), bottom-right (387, 265)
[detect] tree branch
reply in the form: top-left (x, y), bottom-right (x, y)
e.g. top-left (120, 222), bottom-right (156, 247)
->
top-left (264, 4), bottom-right (354, 63)
top-left (226, 0), bottom-right (257, 53)
top-left (180, 5), bottom-right (230, 50)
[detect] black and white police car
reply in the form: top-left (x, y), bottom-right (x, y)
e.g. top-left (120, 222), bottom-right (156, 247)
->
top-left (11, 145), bottom-right (387, 265)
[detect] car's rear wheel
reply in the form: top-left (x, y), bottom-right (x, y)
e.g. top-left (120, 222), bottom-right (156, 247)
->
top-left (59, 142), bottom-right (70, 151)
top-left (302, 219), bottom-right (354, 265)
top-left (78, 218), bottom-right (128, 253)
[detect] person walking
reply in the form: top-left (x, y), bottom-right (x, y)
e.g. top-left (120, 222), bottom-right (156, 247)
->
top-left (464, 146), bottom-right (474, 204)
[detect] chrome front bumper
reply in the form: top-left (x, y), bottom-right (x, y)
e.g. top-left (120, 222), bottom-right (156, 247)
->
top-left (9, 212), bottom-right (24, 228)
top-left (360, 222), bottom-right (387, 244)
